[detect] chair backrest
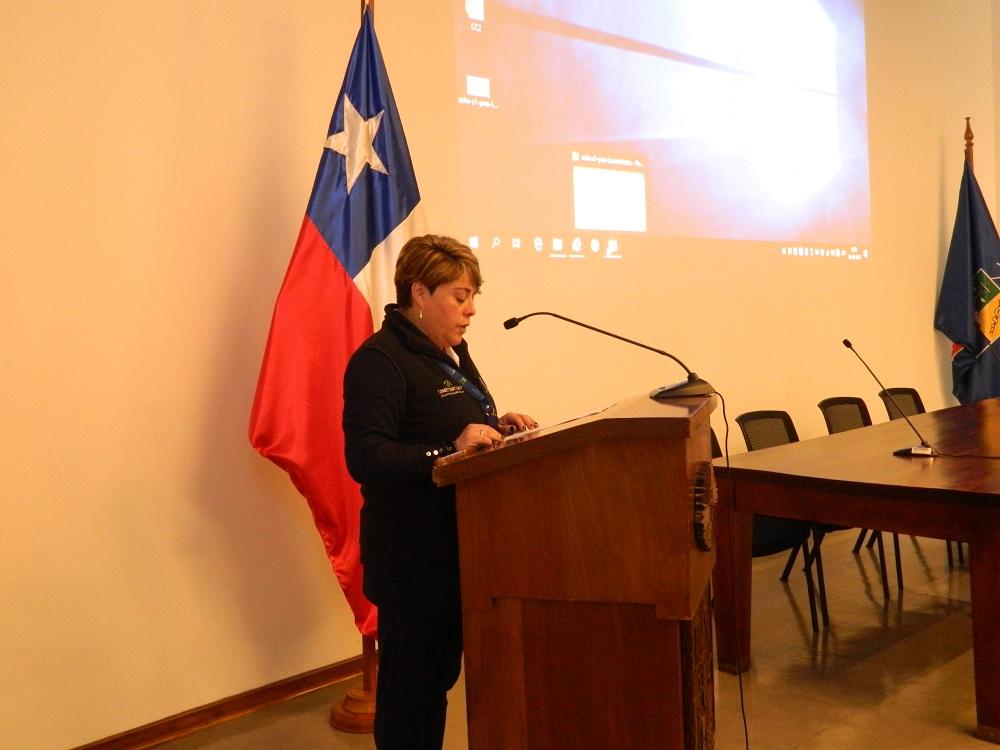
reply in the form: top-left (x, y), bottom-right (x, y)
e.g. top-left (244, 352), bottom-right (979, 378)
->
top-left (735, 410), bottom-right (799, 451)
top-left (878, 388), bottom-right (925, 420)
top-left (818, 396), bottom-right (872, 434)
top-left (727, 417), bottom-right (812, 558)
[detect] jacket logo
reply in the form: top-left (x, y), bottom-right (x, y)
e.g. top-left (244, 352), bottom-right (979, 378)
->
top-left (437, 378), bottom-right (465, 398)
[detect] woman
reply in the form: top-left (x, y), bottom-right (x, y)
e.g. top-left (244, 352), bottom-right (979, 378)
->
top-left (342, 234), bottom-right (536, 749)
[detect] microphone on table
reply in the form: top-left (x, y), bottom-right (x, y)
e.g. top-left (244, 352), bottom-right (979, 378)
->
top-left (841, 339), bottom-right (937, 457)
top-left (502, 311), bottom-right (714, 399)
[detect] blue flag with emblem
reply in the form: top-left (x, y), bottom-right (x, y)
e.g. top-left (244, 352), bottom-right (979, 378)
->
top-left (934, 161), bottom-right (1000, 404)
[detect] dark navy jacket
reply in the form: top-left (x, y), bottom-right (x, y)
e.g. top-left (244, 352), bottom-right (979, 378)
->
top-left (343, 305), bottom-right (495, 572)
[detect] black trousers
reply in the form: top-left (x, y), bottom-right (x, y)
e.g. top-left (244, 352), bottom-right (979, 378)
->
top-left (365, 564), bottom-right (463, 750)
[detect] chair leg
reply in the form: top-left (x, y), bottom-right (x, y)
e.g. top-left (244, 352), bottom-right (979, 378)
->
top-left (816, 549), bottom-right (829, 628)
top-left (892, 533), bottom-right (903, 591)
top-left (866, 530), bottom-right (879, 550)
top-left (852, 528), bottom-right (868, 554)
top-left (874, 531), bottom-right (889, 599)
top-left (800, 540), bottom-right (820, 633)
top-left (945, 539), bottom-right (968, 566)
top-left (807, 528), bottom-right (830, 628)
top-left (780, 545), bottom-right (800, 582)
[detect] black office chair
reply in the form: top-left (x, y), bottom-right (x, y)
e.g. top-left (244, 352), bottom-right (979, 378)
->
top-left (711, 428), bottom-right (824, 631)
top-left (878, 387), bottom-right (926, 421)
top-left (732, 413), bottom-right (830, 629)
top-left (818, 396), bottom-right (872, 433)
top-left (878, 388), bottom-right (964, 566)
top-left (818, 397), bottom-right (903, 595)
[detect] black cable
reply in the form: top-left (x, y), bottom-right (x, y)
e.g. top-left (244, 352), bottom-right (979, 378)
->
top-left (707, 390), bottom-right (752, 750)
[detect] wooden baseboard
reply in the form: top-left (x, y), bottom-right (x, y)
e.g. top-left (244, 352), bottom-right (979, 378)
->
top-left (71, 655), bottom-right (364, 750)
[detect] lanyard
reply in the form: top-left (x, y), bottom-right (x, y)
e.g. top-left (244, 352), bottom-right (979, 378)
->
top-left (436, 359), bottom-right (498, 427)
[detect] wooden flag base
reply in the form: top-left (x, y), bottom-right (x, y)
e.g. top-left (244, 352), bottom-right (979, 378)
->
top-left (330, 635), bottom-right (377, 734)
top-left (329, 686), bottom-right (375, 733)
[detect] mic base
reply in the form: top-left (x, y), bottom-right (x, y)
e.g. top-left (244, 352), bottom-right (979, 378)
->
top-left (649, 374), bottom-right (715, 399)
top-left (893, 445), bottom-right (938, 458)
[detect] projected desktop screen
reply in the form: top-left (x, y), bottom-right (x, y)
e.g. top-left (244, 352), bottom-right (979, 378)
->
top-left (454, 0), bottom-right (870, 263)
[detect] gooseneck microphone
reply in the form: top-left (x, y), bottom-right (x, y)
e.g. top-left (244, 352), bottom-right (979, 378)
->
top-left (503, 311), bottom-right (714, 398)
top-left (841, 339), bottom-right (937, 457)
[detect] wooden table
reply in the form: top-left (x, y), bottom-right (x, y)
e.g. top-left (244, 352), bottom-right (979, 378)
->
top-left (712, 398), bottom-right (1000, 743)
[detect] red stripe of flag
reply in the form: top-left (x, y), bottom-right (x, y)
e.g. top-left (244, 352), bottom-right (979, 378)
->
top-left (250, 217), bottom-right (377, 636)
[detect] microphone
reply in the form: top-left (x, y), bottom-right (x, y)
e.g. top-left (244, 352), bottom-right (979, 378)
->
top-left (503, 312), bottom-right (714, 398)
top-left (841, 339), bottom-right (937, 457)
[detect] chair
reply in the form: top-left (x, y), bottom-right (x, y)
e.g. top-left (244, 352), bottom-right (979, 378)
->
top-left (878, 388), bottom-right (964, 566)
top-left (878, 387), bottom-right (926, 421)
top-left (732, 413), bottom-right (830, 629)
top-left (817, 397), bottom-right (903, 594)
top-left (818, 396), bottom-right (872, 434)
top-left (712, 428), bottom-right (824, 631)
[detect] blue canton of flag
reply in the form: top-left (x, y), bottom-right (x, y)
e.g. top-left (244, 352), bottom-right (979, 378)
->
top-left (310, 19), bottom-right (420, 270)
top-left (934, 160), bottom-right (1000, 404)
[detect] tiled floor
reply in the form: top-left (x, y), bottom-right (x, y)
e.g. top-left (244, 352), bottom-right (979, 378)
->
top-left (160, 532), bottom-right (985, 749)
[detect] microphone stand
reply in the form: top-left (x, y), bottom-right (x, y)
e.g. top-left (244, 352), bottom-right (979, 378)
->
top-left (504, 311), bottom-right (715, 399)
top-left (842, 339), bottom-right (937, 457)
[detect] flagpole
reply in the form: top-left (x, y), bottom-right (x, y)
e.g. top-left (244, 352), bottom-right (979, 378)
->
top-left (965, 116), bottom-right (974, 171)
top-left (330, 0), bottom-right (379, 736)
top-left (330, 0), bottom-right (378, 734)
top-left (254, 0), bottom-right (413, 732)
top-left (964, 116), bottom-right (1000, 379)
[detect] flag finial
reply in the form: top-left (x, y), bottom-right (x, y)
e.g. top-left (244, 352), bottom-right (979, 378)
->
top-left (965, 116), bottom-right (974, 171)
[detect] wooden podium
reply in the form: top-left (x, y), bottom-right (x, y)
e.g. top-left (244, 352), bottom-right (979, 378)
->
top-left (433, 394), bottom-right (716, 750)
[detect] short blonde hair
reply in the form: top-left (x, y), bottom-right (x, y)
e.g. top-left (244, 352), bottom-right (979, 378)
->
top-left (394, 235), bottom-right (483, 307)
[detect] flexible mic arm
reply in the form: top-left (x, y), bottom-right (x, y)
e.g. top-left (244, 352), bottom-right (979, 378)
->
top-left (841, 339), bottom-right (936, 457)
top-left (503, 311), bottom-right (714, 399)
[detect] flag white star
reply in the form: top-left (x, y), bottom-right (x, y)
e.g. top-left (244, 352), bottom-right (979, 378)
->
top-left (325, 95), bottom-right (388, 193)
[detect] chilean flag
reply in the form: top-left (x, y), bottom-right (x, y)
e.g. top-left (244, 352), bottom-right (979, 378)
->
top-left (249, 8), bottom-right (424, 638)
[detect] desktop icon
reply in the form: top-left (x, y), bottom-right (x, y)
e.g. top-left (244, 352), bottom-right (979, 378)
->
top-left (466, 0), bottom-right (485, 22)
top-left (466, 75), bottom-right (491, 99)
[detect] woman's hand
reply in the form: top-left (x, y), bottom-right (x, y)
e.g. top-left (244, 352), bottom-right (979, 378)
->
top-left (455, 422), bottom-right (503, 451)
top-left (497, 412), bottom-right (539, 435)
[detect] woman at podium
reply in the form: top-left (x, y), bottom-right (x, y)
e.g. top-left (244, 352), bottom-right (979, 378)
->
top-left (343, 234), bottom-right (535, 750)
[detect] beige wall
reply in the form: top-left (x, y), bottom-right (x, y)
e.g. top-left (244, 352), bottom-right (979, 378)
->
top-left (1, 1), bottom-right (997, 747)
